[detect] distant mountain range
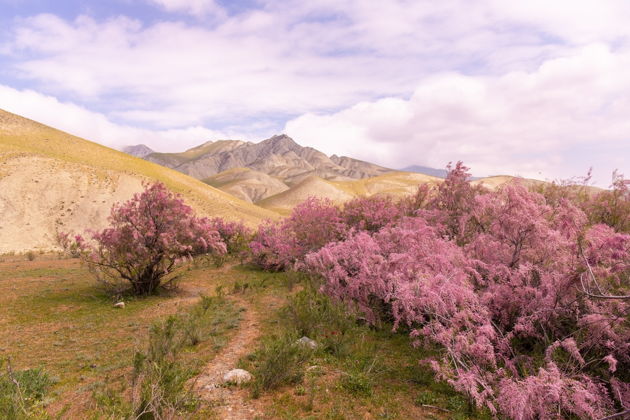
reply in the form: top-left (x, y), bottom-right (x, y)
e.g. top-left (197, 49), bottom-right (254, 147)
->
top-left (143, 135), bottom-right (391, 182)
top-left (124, 135), bottom-right (396, 202)
top-left (120, 137), bottom-right (490, 205)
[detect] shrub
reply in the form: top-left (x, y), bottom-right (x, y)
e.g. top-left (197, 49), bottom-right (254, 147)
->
top-left (63, 182), bottom-right (227, 296)
top-left (0, 359), bottom-right (53, 419)
top-left (249, 197), bottom-right (346, 271)
top-left (250, 332), bottom-right (314, 395)
top-left (305, 171), bottom-right (630, 418)
top-left (587, 170), bottom-right (630, 233)
top-left (205, 218), bottom-right (252, 266)
top-left (281, 287), bottom-right (357, 356)
top-left (341, 195), bottom-right (402, 233)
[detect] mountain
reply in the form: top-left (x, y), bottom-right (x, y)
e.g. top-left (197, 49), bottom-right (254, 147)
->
top-left (400, 165), bottom-right (448, 178)
top-left (122, 144), bottom-right (154, 158)
top-left (143, 135), bottom-right (392, 190)
top-left (0, 109), bottom-right (277, 253)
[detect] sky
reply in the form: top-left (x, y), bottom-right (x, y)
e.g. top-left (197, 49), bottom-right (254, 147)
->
top-left (0, 0), bottom-right (629, 184)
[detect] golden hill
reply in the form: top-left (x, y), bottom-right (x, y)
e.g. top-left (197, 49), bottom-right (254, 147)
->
top-left (256, 170), bottom-right (559, 214)
top-left (257, 171), bottom-right (444, 214)
top-left (0, 109), bottom-right (277, 253)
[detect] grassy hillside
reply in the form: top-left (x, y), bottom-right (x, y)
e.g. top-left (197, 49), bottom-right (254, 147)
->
top-left (258, 171), bottom-right (444, 214)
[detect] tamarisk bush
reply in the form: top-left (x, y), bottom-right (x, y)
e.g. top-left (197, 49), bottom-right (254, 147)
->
top-left (304, 164), bottom-right (630, 419)
top-left (62, 182), bottom-right (226, 295)
top-left (249, 197), bottom-right (346, 270)
top-left (341, 195), bottom-right (403, 233)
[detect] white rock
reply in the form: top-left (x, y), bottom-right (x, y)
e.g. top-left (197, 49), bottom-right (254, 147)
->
top-left (223, 369), bottom-right (253, 385)
top-left (297, 336), bottom-right (318, 349)
top-left (113, 302), bottom-right (125, 309)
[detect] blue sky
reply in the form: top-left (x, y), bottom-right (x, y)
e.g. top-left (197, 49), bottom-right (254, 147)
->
top-left (0, 0), bottom-right (629, 184)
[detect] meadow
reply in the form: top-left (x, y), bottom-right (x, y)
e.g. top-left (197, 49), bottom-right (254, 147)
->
top-left (0, 254), bottom-right (484, 419)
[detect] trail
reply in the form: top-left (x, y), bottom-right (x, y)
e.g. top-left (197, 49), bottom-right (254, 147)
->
top-left (195, 295), bottom-right (263, 419)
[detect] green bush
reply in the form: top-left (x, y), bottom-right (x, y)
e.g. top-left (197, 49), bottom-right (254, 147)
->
top-left (94, 295), bottom-right (235, 418)
top-left (0, 360), bottom-right (53, 419)
top-left (250, 332), bottom-right (314, 396)
top-left (281, 287), bottom-right (356, 356)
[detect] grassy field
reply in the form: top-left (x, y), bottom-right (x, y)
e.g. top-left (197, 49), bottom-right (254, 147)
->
top-left (0, 254), bottom-right (488, 419)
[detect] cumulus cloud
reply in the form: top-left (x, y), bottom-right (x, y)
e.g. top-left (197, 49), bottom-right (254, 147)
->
top-left (285, 44), bottom-right (630, 184)
top-left (9, 1), bottom-right (624, 126)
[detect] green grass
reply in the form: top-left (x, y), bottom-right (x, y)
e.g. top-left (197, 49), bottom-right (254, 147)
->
top-left (1, 257), bottom-right (491, 419)
top-left (91, 294), bottom-right (241, 418)
top-left (233, 272), bottom-right (491, 420)
top-left (0, 257), bottom-right (251, 416)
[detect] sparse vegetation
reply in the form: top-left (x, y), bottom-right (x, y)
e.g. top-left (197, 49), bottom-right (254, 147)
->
top-left (93, 294), bottom-right (239, 418)
top-left (248, 332), bottom-right (314, 396)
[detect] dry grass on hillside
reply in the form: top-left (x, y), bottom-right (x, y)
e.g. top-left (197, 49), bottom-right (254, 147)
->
top-left (257, 171), bottom-right (443, 213)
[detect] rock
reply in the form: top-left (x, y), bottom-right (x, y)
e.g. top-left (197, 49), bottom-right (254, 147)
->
top-left (113, 301), bottom-right (125, 309)
top-left (297, 336), bottom-right (318, 349)
top-left (223, 369), bottom-right (253, 385)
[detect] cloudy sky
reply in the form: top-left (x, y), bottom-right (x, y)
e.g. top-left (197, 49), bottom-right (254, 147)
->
top-left (1, 0), bottom-right (629, 184)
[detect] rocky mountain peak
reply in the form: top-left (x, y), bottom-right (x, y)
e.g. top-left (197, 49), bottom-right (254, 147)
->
top-left (122, 144), bottom-right (154, 158)
top-left (262, 134), bottom-right (300, 151)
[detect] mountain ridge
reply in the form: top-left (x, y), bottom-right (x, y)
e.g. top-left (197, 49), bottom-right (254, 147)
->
top-left (138, 134), bottom-right (393, 201)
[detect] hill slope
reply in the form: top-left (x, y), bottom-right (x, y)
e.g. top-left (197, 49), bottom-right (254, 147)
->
top-left (203, 167), bottom-right (290, 203)
top-left (0, 109), bottom-right (277, 253)
top-left (258, 171), bottom-right (444, 214)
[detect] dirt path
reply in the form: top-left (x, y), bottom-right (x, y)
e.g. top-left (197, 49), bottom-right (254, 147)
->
top-left (195, 295), bottom-right (264, 419)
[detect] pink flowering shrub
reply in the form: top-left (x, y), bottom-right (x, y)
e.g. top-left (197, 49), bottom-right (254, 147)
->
top-left (249, 197), bottom-right (346, 270)
top-left (63, 182), bottom-right (226, 295)
top-left (207, 217), bottom-right (252, 255)
top-left (340, 195), bottom-right (403, 232)
top-left (587, 171), bottom-right (630, 233)
top-left (303, 164), bottom-right (630, 419)
top-left (497, 362), bottom-right (612, 420)
top-left (418, 161), bottom-right (487, 244)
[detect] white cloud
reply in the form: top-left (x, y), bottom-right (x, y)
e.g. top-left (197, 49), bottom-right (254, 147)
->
top-left (0, 84), bottom-right (256, 151)
top-left (146, 0), bottom-right (225, 18)
top-left (285, 44), bottom-right (630, 184)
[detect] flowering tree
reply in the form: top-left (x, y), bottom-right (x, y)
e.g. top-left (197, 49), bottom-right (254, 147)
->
top-left (64, 182), bottom-right (226, 295)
